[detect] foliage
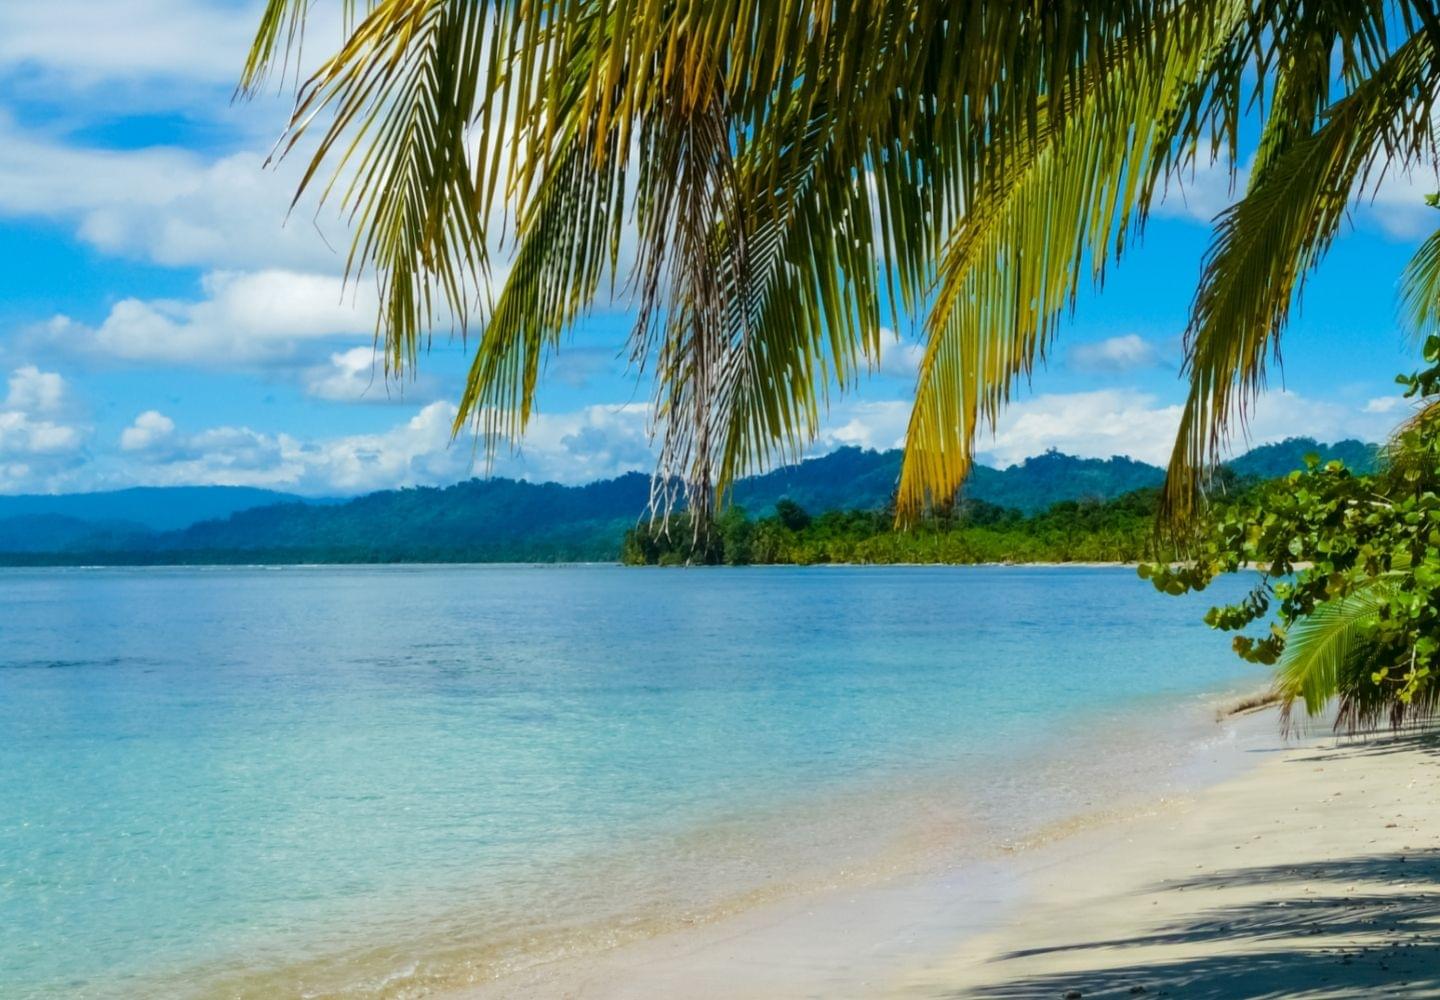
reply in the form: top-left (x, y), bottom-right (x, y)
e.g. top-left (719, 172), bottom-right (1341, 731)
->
top-left (623, 490), bottom-right (1173, 567)
top-left (241, 1), bottom-right (1440, 525)
top-left (1142, 346), bottom-right (1440, 733)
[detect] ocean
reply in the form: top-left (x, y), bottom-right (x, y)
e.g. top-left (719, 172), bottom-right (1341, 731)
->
top-left (0, 564), bottom-right (1264, 998)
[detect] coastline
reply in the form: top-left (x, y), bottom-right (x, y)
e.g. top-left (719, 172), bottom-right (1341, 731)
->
top-left (448, 714), bottom-right (1440, 999)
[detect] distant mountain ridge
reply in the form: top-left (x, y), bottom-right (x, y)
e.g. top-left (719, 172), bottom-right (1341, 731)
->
top-left (0, 437), bottom-right (1379, 564)
top-left (0, 486), bottom-right (313, 532)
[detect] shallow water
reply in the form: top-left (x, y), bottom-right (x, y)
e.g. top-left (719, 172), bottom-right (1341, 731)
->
top-left (0, 564), bottom-right (1263, 998)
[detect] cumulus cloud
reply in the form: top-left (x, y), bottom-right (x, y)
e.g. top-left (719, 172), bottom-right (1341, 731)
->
top-left (1364, 395), bottom-right (1409, 415)
top-left (0, 366), bottom-right (87, 491)
top-left (0, 112), bottom-right (360, 276)
top-left (1241, 389), bottom-right (1402, 450)
top-left (302, 346), bottom-right (453, 405)
top-left (1154, 155), bottom-right (1248, 224)
top-left (875, 330), bottom-right (924, 380)
top-left (119, 410), bottom-right (176, 453)
top-left (1150, 152), bottom-right (1432, 240)
top-left (1069, 334), bottom-right (1166, 373)
top-left (304, 348), bottom-right (384, 402)
top-left (813, 400), bottom-right (911, 454)
top-left (0, 410), bottom-right (82, 458)
top-left (48, 270), bottom-right (377, 367)
top-left (0, 0), bottom-right (259, 89)
top-left (979, 387), bottom-right (1407, 467)
top-left (1363, 164), bottom-right (1440, 239)
top-left (108, 400), bottom-right (655, 494)
top-left (801, 386), bottom-right (1404, 472)
top-left (977, 389), bottom-right (1184, 466)
top-left (5, 364), bottom-right (68, 414)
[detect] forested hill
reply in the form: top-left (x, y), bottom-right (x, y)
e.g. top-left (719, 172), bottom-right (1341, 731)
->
top-left (0, 437), bottom-right (1378, 565)
top-left (0, 485), bottom-right (311, 532)
top-left (731, 438), bottom-right (1377, 513)
top-left (730, 448), bottom-right (1165, 514)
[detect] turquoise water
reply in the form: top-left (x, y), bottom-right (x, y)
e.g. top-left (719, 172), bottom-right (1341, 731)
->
top-left (0, 565), bottom-right (1262, 998)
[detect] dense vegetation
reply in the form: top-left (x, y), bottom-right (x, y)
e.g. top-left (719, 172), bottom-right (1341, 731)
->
top-left (1146, 348), bottom-right (1440, 733)
top-left (623, 491), bottom-right (1173, 566)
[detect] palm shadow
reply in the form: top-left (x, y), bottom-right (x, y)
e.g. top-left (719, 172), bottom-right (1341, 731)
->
top-left (940, 849), bottom-right (1440, 998)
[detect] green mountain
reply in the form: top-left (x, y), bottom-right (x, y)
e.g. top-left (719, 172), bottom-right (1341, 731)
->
top-left (0, 438), bottom-right (1381, 565)
top-left (153, 474), bottom-right (651, 562)
top-left (0, 486), bottom-right (314, 532)
top-left (1224, 437), bottom-right (1379, 480)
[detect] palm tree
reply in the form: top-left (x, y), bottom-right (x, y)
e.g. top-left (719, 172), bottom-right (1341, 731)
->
top-left (240, 1), bottom-right (1440, 523)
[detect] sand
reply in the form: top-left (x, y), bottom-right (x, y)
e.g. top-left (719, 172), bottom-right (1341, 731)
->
top-left (454, 718), bottom-right (1440, 999)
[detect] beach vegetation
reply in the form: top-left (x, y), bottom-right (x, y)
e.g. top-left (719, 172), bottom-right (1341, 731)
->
top-left (1144, 346), bottom-right (1440, 732)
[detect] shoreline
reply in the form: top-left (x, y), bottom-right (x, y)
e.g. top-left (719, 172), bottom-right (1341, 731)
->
top-left (444, 708), bottom-right (1286, 999)
top-left (447, 715), bottom-right (1440, 999)
top-left (897, 724), bottom-right (1440, 998)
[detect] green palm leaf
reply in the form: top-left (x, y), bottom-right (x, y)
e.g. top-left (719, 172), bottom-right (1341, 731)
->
top-left (1276, 582), bottom-right (1396, 728)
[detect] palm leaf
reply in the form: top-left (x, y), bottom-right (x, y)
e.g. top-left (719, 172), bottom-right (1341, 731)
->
top-left (1163, 28), bottom-right (1440, 520)
top-left (1276, 582), bottom-right (1395, 728)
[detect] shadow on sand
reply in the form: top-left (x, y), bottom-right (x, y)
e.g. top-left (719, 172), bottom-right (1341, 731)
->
top-left (946, 852), bottom-right (1440, 998)
top-left (941, 735), bottom-right (1440, 999)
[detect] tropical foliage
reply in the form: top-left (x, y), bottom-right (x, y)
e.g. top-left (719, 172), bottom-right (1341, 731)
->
top-left (1143, 347), bottom-right (1440, 733)
top-left (241, 1), bottom-right (1440, 524)
top-left (623, 490), bottom-right (1172, 566)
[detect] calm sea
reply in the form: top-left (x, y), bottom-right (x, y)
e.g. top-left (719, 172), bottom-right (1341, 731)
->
top-left (0, 564), bottom-right (1263, 998)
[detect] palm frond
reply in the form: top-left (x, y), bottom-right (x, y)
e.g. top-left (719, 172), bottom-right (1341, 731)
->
top-left (896, 0), bottom-right (1248, 519)
top-left (1163, 29), bottom-right (1440, 520)
top-left (1400, 225), bottom-right (1440, 338)
top-left (1276, 583), bottom-right (1394, 729)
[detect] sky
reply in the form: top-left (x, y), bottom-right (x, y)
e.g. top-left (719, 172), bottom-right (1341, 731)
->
top-left (0, 1), bottom-right (1434, 497)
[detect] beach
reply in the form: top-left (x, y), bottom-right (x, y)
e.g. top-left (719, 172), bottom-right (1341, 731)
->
top-left (455, 715), bottom-right (1440, 999)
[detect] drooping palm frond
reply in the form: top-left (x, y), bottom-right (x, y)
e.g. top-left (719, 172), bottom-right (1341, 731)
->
top-left (1400, 225), bottom-right (1440, 338)
top-left (1163, 28), bottom-right (1440, 520)
top-left (1276, 582), bottom-right (1394, 730)
top-left (240, 1), bottom-right (1440, 527)
top-left (896, 0), bottom-right (1248, 518)
top-left (241, 0), bottom-right (1197, 516)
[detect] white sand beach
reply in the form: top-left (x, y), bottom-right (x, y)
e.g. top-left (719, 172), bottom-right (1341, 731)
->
top-left (456, 717), bottom-right (1440, 999)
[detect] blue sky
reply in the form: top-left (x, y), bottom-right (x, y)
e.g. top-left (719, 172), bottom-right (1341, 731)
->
top-left (0, 1), bottom-right (1433, 496)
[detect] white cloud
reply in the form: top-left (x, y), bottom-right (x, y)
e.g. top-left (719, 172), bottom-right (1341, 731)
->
top-left (497, 403), bottom-right (655, 484)
top-left (875, 331), bottom-right (924, 380)
top-left (1155, 155), bottom-right (1248, 224)
top-left (1364, 395), bottom-right (1409, 415)
top-left (978, 389), bottom-right (1184, 466)
top-left (0, 123), bottom-right (347, 273)
top-left (119, 411), bottom-right (177, 452)
top-left (1069, 334), bottom-right (1165, 373)
top-left (110, 400), bottom-right (655, 494)
top-left (0, 367), bottom-right (86, 490)
top-left (50, 270), bottom-right (376, 367)
top-left (1363, 164), bottom-right (1440, 239)
top-left (0, 0), bottom-right (259, 89)
top-left (0, 410), bottom-right (82, 458)
top-left (1152, 149), bottom-right (1438, 242)
top-left (800, 387), bottom-right (1401, 473)
top-left (1241, 389), bottom-right (1401, 449)
top-left (304, 348), bottom-right (384, 402)
top-left (814, 400), bottom-right (911, 453)
top-left (977, 387), bottom-right (1405, 467)
top-left (5, 364), bottom-right (67, 414)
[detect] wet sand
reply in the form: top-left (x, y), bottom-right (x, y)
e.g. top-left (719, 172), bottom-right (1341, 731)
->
top-left (451, 718), bottom-right (1440, 999)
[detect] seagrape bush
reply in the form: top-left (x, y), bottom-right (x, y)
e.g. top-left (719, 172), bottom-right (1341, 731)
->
top-left (1143, 343), bottom-right (1440, 732)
